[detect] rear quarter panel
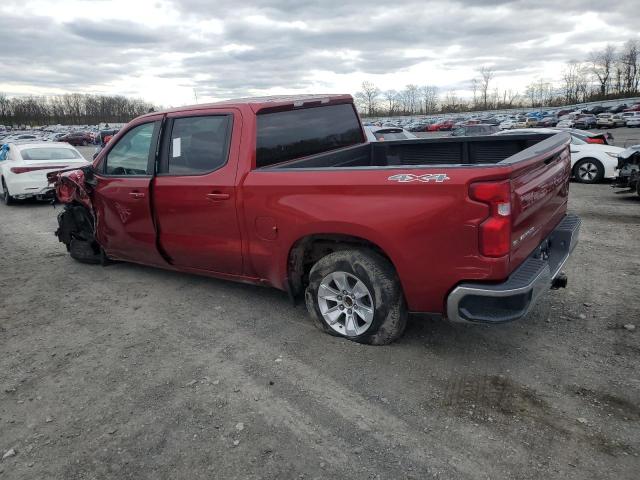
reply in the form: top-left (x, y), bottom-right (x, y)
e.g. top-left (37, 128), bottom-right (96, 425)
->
top-left (241, 166), bottom-right (515, 313)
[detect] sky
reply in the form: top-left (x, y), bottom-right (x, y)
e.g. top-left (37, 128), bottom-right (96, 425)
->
top-left (1, 0), bottom-right (638, 107)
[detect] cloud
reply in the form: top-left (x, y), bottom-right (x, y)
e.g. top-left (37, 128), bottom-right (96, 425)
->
top-left (0, 0), bottom-right (638, 104)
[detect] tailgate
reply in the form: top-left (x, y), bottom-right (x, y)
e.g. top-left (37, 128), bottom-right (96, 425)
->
top-left (507, 133), bottom-right (572, 269)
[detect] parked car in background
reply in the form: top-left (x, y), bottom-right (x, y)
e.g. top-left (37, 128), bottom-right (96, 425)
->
top-left (498, 118), bottom-right (518, 130)
top-left (626, 116), bottom-right (640, 127)
top-left (364, 126), bottom-right (417, 142)
top-left (59, 132), bottom-right (93, 146)
top-left (574, 115), bottom-right (597, 129)
top-left (584, 105), bottom-right (609, 115)
top-left (621, 111), bottom-right (640, 124)
top-left (0, 142), bottom-right (88, 204)
top-left (493, 128), bottom-right (623, 183)
top-left (450, 124), bottom-right (499, 136)
top-left (596, 113), bottom-right (626, 128)
top-left (427, 120), bottom-right (454, 131)
top-left (623, 104), bottom-right (640, 112)
top-left (609, 104), bottom-right (628, 114)
top-left (537, 116), bottom-right (558, 127)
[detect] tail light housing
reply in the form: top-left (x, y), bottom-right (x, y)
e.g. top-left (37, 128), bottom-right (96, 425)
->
top-left (10, 165), bottom-right (68, 174)
top-left (469, 180), bottom-right (512, 257)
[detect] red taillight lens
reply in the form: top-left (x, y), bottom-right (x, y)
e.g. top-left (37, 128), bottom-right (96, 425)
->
top-left (469, 180), bottom-right (511, 257)
top-left (586, 138), bottom-right (604, 144)
top-left (10, 165), bottom-right (68, 174)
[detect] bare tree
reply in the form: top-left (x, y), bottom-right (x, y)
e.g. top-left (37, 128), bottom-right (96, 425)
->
top-left (419, 85), bottom-right (439, 114)
top-left (354, 81), bottom-right (380, 116)
top-left (478, 66), bottom-right (494, 109)
top-left (589, 44), bottom-right (616, 97)
top-left (382, 90), bottom-right (399, 115)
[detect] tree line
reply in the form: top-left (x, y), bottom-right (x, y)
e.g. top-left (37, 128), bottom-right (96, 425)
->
top-left (355, 39), bottom-right (640, 116)
top-left (0, 93), bottom-right (157, 127)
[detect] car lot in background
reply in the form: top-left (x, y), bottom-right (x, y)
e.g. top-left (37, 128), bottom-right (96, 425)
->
top-left (493, 128), bottom-right (624, 183)
top-left (0, 142), bottom-right (88, 204)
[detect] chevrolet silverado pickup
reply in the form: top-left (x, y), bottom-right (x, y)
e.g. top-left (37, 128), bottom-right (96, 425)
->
top-left (51, 95), bottom-right (580, 345)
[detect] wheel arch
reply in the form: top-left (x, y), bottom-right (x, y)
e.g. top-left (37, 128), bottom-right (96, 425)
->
top-left (286, 233), bottom-right (400, 298)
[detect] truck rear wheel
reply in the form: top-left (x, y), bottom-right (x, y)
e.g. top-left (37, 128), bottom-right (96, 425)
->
top-left (305, 249), bottom-right (407, 345)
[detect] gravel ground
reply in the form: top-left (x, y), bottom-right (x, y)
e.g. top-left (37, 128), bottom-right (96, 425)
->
top-left (0, 154), bottom-right (639, 479)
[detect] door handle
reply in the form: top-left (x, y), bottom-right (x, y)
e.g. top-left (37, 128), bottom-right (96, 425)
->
top-left (206, 193), bottom-right (230, 201)
top-left (129, 191), bottom-right (145, 199)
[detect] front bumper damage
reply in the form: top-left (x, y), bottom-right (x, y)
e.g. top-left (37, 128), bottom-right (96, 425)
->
top-left (612, 146), bottom-right (640, 194)
top-left (446, 214), bottom-right (581, 324)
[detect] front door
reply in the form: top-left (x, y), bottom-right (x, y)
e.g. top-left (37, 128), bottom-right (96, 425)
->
top-left (93, 119), bottom-right (166, 266)
top-left (153, 110), bottom-right (243, 274)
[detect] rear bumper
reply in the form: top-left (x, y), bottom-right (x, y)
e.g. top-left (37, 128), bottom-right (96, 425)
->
top-left (446, 214), bottom-right (581, 324)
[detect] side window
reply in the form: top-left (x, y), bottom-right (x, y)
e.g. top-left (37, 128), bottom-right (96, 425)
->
top-left (167, 115), bottom-right (231, 175)
top-left (105, 122), bottom-right (156, 175)
top-left (256, 103), bottom-right (364, 168)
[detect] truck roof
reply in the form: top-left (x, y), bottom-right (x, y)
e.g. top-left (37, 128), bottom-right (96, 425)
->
top-left (143, 94), bottom-right (354, 118)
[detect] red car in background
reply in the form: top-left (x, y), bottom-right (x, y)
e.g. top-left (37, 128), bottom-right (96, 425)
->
top-left (623, 103), bottom-right (640, 112)
top-left (427, 120), bottom-right (455, 131)
top-left (59, 132), bottom-right (93, 146)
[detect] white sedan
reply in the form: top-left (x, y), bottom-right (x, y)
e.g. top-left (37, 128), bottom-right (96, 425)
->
top-left (493, 128), bottom-right (624, 183)
top-left (0, 142), bottom-right (89, 204)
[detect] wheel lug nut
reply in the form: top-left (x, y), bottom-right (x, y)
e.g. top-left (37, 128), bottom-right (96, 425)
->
top-left (347, 309), bottom-right (352, 314)
top-left (339, 305), bottom-right (344, 310)
top-left (337, 295), bottom-right (342, 301)
top-left (343, 290), bottom-right (348, 295)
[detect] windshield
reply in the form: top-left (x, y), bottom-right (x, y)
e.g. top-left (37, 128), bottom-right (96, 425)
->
top-left (20, 147), bottom-right (82, 161)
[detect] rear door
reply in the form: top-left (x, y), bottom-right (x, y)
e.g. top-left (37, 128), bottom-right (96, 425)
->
top-left (92, 118), bottom-right (166, 265)
top-left (153, 109), bottom-right (243, 274)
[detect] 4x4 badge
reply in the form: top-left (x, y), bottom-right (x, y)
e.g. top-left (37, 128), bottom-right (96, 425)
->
top-left (388, 173), bottom-right (450, 183)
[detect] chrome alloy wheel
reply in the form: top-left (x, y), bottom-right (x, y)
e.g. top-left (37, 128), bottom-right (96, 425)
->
top-left (317, 271), bottom-right (374, 336)
top-left (577, 161), bottom-right (599, 182)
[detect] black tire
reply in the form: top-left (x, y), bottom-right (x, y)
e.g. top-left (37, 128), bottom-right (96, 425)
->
top-left (2, 178), bottom-right (15, 205)
top-left (305, 249), bottom-right (407, 345)
top-left (573, 158), bottom-right (604, 184)
top-left (69, 238), bottom-right (102, 264)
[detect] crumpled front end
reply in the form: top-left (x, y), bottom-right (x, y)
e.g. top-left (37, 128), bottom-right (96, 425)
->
top-left (48, 167), bottom-right (103, 264)
top-left (612, 146), bottom-right (640, 195)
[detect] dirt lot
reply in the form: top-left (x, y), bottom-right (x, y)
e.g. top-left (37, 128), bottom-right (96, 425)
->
top-left (1, 170), bottom-right (639, 478)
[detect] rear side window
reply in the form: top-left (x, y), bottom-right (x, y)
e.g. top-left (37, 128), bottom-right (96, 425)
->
top-left (167, 115), bottom-right (231, 175)
top-left (256, 104), bottom-right (364, 168)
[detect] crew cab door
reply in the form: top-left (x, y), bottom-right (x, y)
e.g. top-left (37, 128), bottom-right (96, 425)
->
top-left (152, 110), bottom-right (243, 274)
top-left (92, 117), bottom-right (166, 266)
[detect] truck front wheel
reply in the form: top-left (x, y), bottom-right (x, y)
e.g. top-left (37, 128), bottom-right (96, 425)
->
top-left (305, 249), bottom-right (407, 345)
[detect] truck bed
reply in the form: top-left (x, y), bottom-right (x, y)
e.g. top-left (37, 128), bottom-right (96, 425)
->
top-left (261, 134), bottom-right (558, 169)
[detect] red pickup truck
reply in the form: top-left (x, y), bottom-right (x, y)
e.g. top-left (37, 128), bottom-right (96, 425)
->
top-left (52, 94), bottom-right (580, 345)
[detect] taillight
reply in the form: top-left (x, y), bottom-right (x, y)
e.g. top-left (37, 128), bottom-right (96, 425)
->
top-left (469, 180), bottom-right (511, 257)
top-left (10, 165), bottom-right (68, 174)
top-left (586, 138), bottom-right (604, 144)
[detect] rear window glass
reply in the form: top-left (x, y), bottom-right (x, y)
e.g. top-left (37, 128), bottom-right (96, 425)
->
top-left (256, 104), bottom-right (364, 168)
top-left (20, 148), bottom-right (82, 161)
